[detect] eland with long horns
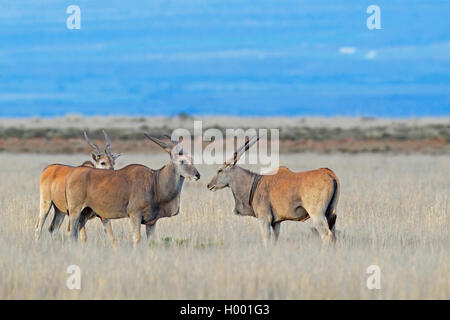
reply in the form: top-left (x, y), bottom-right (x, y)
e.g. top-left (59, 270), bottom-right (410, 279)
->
top-left (207, 136), bottom-right (340, 246)
top-left (64, 134), bottom-right (200, 246)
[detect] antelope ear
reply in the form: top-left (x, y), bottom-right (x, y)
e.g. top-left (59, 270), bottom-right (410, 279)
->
top-left (223, 159), bottom-right (236, 168)
top-left (162, 134), bottom-right (178, 147)
top-left (92, 153), bottom-right (99, 162)
top-left (228, 151), bottom-right (240, 167)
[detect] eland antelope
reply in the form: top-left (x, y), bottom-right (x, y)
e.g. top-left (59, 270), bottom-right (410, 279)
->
top-left (65, 134), bottom-right (200, 246)
top-left (207, 136), bottom-right (340, 246)
top-left (35, 130), bottom-right (120, 242)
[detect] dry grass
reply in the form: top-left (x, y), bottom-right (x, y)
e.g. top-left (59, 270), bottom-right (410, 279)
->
top-left (0, 153), bottom-right (448, 299)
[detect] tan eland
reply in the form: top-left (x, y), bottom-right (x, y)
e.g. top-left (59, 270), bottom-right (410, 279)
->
top-left (65, 134), bottom-right (200, 246)
top-left (207, 136), bottom-right (340, 246)
top-left (35, 130), bottom-right (120, 242)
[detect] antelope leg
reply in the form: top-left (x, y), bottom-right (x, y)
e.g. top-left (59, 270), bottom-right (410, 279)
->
top-left (271, 222), bottom-right (281, 244)
top-left (78, 210), bottom-right (91, 243)
top-left (35, 201), bottom-right (52, 241)
top-left (129, 215), bottom-right (142, 247)
top-left (48, 209), bottom-right (66, 235)
top-left (258, 219), bottom-right (272, 247)
top-left (69, 211), bottom-right (82, 242)
top-left (310, 214), bottom-right (333, 246)
top-left (146, 222), bottom-right (157, 241)
top-left (101, 218), bottom-right (115, 245)
top-left (80, 227), bottom-right (87, 243)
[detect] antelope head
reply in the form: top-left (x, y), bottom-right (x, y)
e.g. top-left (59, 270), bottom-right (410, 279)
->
top-left (84, 130), bottom-right (121, 170)
top-left (144, 134), bottom-right (200, 181)
top-left (207, 135), bottom-right (260, 191)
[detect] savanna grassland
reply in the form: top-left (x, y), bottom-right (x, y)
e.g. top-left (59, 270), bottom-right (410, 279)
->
top-left (0, 153), bottom-right (448, 299)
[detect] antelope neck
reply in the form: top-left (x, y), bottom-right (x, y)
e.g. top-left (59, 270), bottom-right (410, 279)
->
top-left (153, 162), bottom-right (184, 203)
top-left (153, 166), bottom-right (161, 201)
top-left (249, 174), bottom-right (263, 207)
top-left (230, 167), bottom-right (260, 210)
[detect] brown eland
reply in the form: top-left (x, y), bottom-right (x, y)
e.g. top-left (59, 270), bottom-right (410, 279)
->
top-left (207, 136), bottom-right (340, 246)
top-left (35, 130), bottom-right (121, 243)
top-left (65, 134), bottom-right (200, 246)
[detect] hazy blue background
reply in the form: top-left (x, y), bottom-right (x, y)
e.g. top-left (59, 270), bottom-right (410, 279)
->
top-left (0, 0), bottom-right (449, 117)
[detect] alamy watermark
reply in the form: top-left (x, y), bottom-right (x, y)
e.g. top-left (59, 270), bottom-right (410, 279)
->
top-left (66, 5), bottom-right (81, 30)
top-left (168, 121), bottom-right (279, 174)
top-left (366, 265), bottom-right (381, 290)
top-left (367, 5), bottom-right (381, 30)
top-left (66, 265), bottom-right (81, 290)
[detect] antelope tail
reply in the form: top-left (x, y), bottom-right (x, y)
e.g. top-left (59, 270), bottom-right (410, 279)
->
top-left (325, 178), bottom-right (339, 232)
top-left (64, 181), bottom-right (70, 232)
